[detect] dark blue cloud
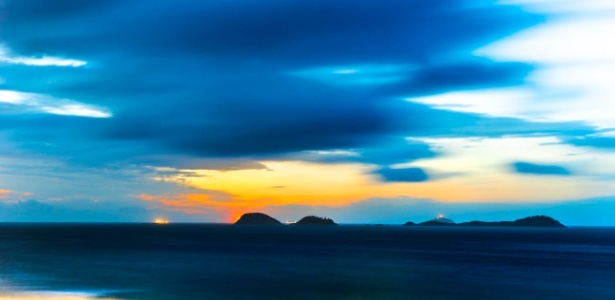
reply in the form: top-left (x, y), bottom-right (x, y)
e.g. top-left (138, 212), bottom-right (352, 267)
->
top-left (293, 138), bottom-right (436, 166)
top-left (382, 59), bottom-right (533, 97)
top-left (566, 136), bottom-right (615, 149)
top-left (4, 0), bottom-right (596, 173)
top-left (376, 167), bottom-right (429, 182)
top-left (1, 1), bottom-right (543, 63)
top-left (512, 162), bottom-right (572, 176)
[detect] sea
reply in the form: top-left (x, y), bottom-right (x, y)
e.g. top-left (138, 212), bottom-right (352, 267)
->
top-left (1, 224), bottom-right (614, 300)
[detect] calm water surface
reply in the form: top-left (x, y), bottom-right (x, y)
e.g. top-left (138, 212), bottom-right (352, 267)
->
top-left (1, 224), bottom-right (614, 299)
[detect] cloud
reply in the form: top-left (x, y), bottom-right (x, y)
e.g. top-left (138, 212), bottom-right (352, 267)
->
top-left (295, 138), bottom-right (437, 180)
top-left (0, 45), bottom-right (87, 67)
top-left (385, 59), bottom-right (533, 97)
top-left (0, 90), bottom-right (111, 118)
top-left (0, 0), bottom-right (553, 169)
top-left (0, 189), bottom-right (12, 199)
top-left (474, 1), bottom-right (615, 129)
top-left (512, 161), bottom-right (571, 176)
top-left (567, 136), bottom-right (615, 149)
top-left (375, 167), bottom-right (429, 183)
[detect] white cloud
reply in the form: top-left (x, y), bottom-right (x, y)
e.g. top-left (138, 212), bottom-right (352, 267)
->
top-left (0, 90), bottom-right (111, 118)
top-left (402, 136), bottom-right (615, 201)
top-left (0, 90), bottom-right (30, 105)
top-left (406, 88), bottom-right (537, 120)
top-left (41, 104), bottom-right (112, 118)
top-left (0, 45), bottom-right (87, 67)
top-left (475, 15), bottom-right (615, 66)
top-left (407, 1), bottom-right (615, 129)
top-left (498, 0), bottom-right (615, 14)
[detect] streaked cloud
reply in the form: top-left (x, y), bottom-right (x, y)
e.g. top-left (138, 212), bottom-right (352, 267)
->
top-left (473, 1), bottom-right (615, 128)
top-left (0, 90), bottom-right (111, 118)
top-left (512, 161), bottom-right (571, 176)
top-left (0, 45), bottom-right (87, 67)
top-left (0, 189), bottom-right (12, 199)
top-left (291, 64), bottom-right (411, 87)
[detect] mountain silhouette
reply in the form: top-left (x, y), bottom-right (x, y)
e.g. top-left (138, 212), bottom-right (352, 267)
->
top-left (234, 212), bottom-right (282, 225)
top-left (404, 215), bottom-right (565, 228)
top-left (293, 215), bottom-right (337, 226)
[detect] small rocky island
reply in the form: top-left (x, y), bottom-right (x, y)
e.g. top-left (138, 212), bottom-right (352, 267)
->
top-left (459, 215), bottom-right (566, 228)
top-left (234, 212), bottom-right (282, 225)
top-left (404, 215), bottom-right (566, 228)
top-left (293, 215), bottom-right (338, 226)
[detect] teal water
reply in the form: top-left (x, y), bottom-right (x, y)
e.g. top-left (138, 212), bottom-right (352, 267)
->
top-left (1, 224), bottom-right (614, 299)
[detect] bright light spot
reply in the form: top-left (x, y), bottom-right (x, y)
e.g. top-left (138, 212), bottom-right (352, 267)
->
top-left (154, 218), bottom-right (169, 224)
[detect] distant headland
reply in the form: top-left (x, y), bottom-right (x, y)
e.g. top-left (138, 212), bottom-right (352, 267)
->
top-left (404, 215), bottom-right (566, 228)
top-left (234, 212), bottom-right (565, 228)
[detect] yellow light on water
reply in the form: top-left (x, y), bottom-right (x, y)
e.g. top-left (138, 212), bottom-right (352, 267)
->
top-left (154, 218), bottom-right (169, 224)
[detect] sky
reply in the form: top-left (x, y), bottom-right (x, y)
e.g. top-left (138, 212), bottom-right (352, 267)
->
top-left (1, 0), bottom-right (615, 225)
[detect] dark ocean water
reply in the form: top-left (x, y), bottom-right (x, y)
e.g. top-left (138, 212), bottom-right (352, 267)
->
top-left (1, 224), bottom-right (614, 300)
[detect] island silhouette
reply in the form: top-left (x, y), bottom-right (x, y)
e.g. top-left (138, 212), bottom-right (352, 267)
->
top-left (404, 215), bottom-right (566, 228)
top-left (234, 213), bottom-right (337, 225)
top-left (292, 215), bottom-right (337, 226)
top-left (234, 212), bottom-right (283, 225)
top-left (234, 213), bottom-right (565, 227)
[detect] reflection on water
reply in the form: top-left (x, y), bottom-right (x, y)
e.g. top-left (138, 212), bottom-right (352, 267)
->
top-left (0, 291), bottom-right (118, 300)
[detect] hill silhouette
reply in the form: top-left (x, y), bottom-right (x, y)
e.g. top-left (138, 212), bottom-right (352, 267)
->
top-left (294, 215), bottom-right (337, 226)
top-left (234, 212), bottom-right (282, 225)
top-left (511, 215), bottom-right (565, 227)
top-left (418, 220), bottom-right (456, 226)
top-left (405, 215), bottom-right (565, 228)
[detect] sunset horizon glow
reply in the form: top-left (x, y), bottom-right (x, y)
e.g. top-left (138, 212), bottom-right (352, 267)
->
top-left (1, 0), bottom-right (615, 226)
